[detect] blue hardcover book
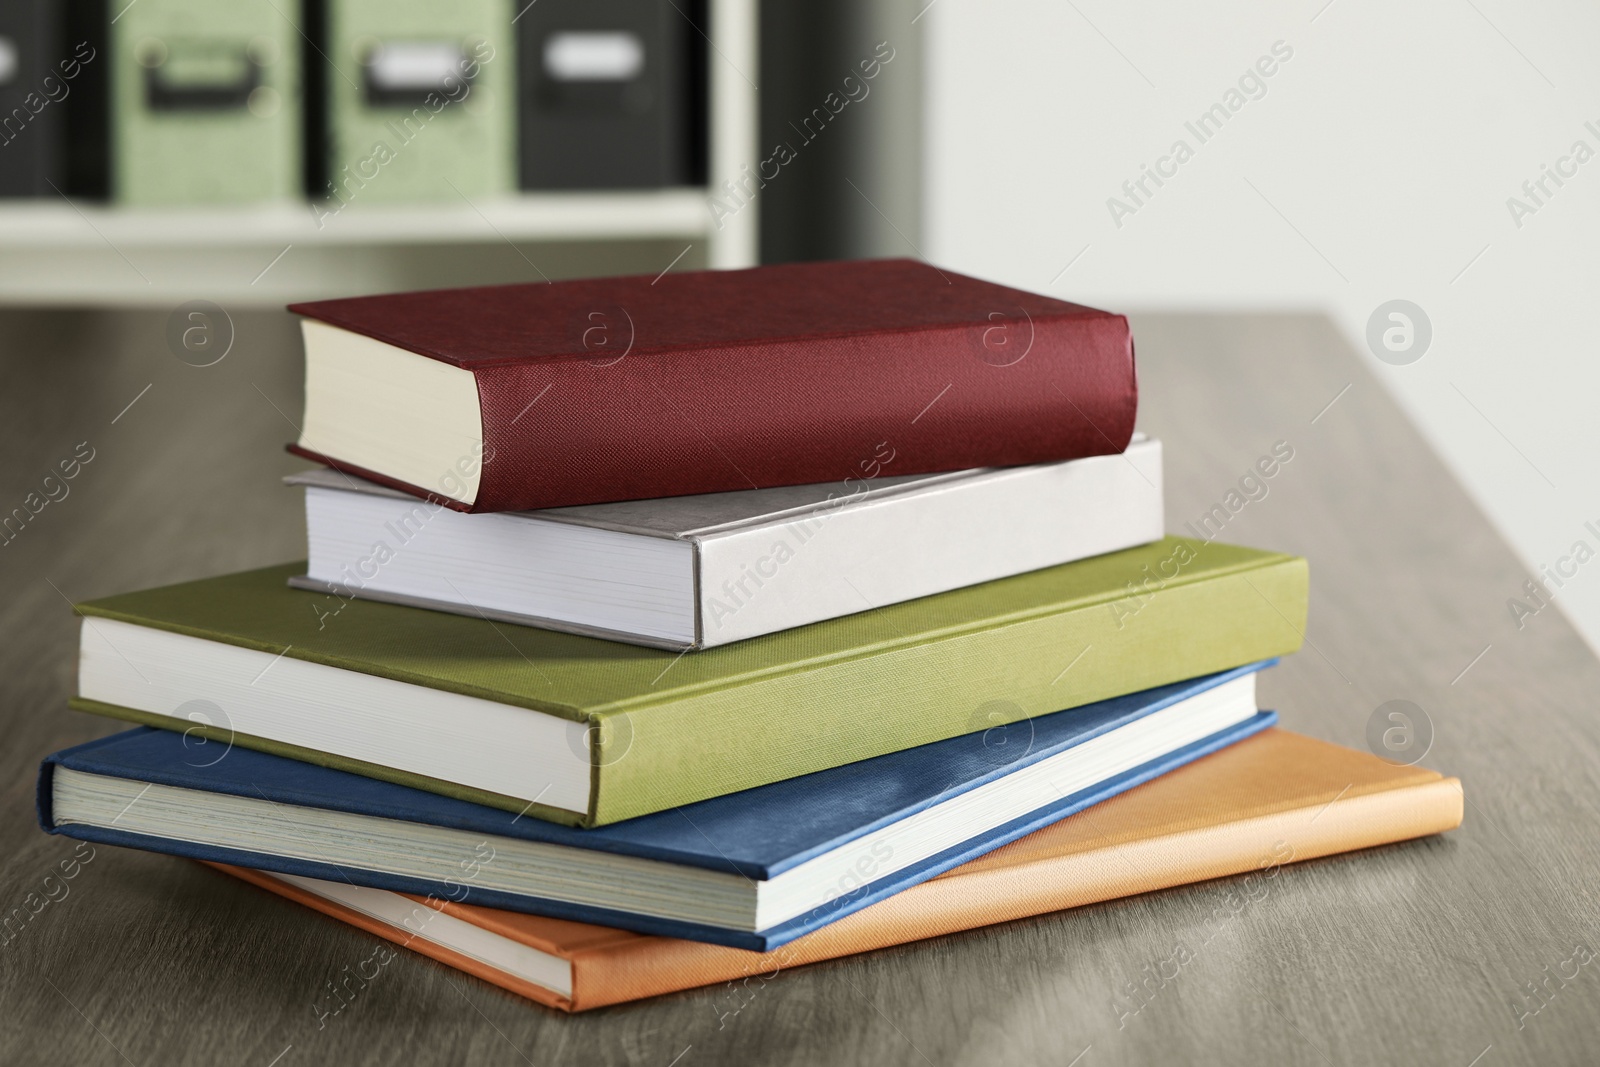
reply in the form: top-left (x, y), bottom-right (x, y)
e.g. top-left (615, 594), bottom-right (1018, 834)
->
top-left (40, 662), bottom-right (1276, 950)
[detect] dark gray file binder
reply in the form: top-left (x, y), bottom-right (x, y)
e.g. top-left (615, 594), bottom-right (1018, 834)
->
top-left (518, 0), bottom-right (705, 190)
top-left (0, 0), bottom-right (62, 196)
top-left (0, 0), bottom-right (106, 198)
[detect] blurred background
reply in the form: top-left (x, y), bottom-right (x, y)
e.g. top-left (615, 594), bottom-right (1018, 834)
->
top-left (3, 0), bottom-right (1598, 657)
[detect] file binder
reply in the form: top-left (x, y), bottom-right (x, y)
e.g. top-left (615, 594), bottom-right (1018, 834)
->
top-left (313, 0), bottom-right (514, 207)
top-left (111, 0), bottom-right (301, 204)
top-left (517, 0), bottom-right (705, 189)
top-left (0, 0), bottom-right (65, 196)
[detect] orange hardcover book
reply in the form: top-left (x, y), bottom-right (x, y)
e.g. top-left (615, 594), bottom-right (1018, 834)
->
top-left (211, 729), bottom-right (1462, 1012)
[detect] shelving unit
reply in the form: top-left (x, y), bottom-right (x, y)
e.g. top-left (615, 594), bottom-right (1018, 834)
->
top-left (0, 0), bottom-right (758, 306)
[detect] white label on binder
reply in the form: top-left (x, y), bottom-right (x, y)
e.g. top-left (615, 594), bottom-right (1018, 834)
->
top-left (543, 31), bottom-right (645, 82)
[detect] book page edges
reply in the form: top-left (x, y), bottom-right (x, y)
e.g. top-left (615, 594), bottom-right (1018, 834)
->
top-left (205, 767), bottom-right (1461, 1012)
top-left (67, 697), bottom-right (593, 827)
top-left (206, 863), bottom-right (577, 1012)
top-left (295, 319), bottom-right (484, 507)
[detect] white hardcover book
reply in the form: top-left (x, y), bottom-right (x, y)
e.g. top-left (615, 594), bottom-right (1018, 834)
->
top-left (288, 437), bottom-right (1164, 650)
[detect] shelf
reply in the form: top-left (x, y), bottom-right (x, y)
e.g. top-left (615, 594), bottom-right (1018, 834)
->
top-left (0, 0), bottom-right (758, 306)
top-left (0, 190), bottom-right (728, 306)
top-left (0, 190), bottom-right (718, 249)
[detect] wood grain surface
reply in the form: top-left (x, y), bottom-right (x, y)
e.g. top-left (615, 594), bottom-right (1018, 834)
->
top-left (1, 308), bottom-right (1595, 1066)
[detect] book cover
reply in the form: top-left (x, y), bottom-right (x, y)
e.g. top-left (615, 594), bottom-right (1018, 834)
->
top-left (70, 537), bottom-right (1309, 826)
top-left (287, 437), bottom-right (1165, 648)
top-left (210, 728), bottom-right (1464, 1011)
top-left (286, 259), bottom-right (1139, 513)
top-left (40, 666), bottom-right (1274, 949)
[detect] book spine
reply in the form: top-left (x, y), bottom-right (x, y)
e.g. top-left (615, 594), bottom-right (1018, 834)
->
top-left (590, 552), bottom-right (1310, 824)
top-left (464, 312), bottom-right (1135, 512)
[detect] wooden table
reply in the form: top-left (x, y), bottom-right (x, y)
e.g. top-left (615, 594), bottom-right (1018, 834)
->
top-left (2, 309), bottom-right (1595, 1066)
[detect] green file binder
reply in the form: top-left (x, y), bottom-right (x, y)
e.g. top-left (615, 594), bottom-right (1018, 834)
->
top-left (315, 0), bottom-right (514, 210)
top-left (111, 0), bottom-right (301, 204)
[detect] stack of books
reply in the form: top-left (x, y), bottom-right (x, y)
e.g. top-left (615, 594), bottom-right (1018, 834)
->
top-left (36, 259), bottom-right (1462, 1011)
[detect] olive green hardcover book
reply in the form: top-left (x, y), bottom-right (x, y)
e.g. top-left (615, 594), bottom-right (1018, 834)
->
top-left (69, 537), bottom-right (1307, 827)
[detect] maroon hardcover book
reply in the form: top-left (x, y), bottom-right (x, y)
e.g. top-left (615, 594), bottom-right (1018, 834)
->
top-left (287, 258), bottom-right (1137, 513)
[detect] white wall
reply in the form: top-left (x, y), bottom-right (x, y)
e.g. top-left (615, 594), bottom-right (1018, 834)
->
top-left (923, 0), bottom-right (1600, 653)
